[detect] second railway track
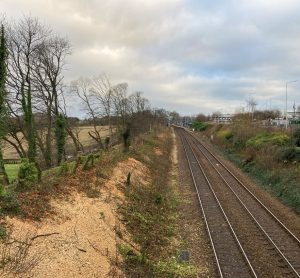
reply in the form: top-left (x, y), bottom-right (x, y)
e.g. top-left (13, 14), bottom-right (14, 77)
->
top-left (176, 127), bottom-right (300, 277)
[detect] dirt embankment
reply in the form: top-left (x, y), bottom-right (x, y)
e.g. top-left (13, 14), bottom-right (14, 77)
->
top-left (3, 157), bottom-right (148, 277)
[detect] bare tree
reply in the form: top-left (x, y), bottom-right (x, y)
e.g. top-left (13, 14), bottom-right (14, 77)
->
top-left (71, 78), bottom-right (104, 149)
top-left (60, 91), bottom-right (84, 154)
top-left (32, 35), bottom-right (71, 166)
top-left (128, 91), bottom-right (149, 114)
top-left (6, 16), bottom-right (48, 165)
top-left (112, 83), bottom-right (129, 132)
top-left (90, 74), bottom-right (113, 139)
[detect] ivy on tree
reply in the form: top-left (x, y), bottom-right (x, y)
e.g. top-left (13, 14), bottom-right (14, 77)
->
top-left (0, 25), bottom-right (9, 185)
top-left (55, 114), bottom-right (67, 165)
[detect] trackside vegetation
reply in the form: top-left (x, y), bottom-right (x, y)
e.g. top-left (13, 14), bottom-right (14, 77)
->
top-left (196, 120), bottom-right (300, 214)
top-left (119, 129), bottom-right (198, 277)
top-left (191, 121), bottom-right (210, 132)
top-left (0, 126), bottom-right (197, 277)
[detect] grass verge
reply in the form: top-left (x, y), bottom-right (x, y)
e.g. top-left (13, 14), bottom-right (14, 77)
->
top-left (118, 129), bottom-right (198, 277)
top-left (223, 151), bottom-right (300, 214)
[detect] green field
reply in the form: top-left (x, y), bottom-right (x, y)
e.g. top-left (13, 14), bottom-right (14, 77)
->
top-left (5, 164), bottom-right (20, 182)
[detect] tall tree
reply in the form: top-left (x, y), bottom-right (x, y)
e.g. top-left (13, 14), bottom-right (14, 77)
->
top-left (33, 36), bottom-right (70, 166)
top-left (71, 78), bottom-right (104, 149)
top-left (90, 74), bottom-right (113, 139)
top-left (0, 25), bottom-right (9, 185)
top-left (112, 83), bottom-right (129, 132)
top-left (7, 17), bottom-right (46, 162)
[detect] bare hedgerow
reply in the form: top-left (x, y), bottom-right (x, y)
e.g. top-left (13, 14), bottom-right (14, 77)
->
top-left (0, 228), bottom-right (45, 277)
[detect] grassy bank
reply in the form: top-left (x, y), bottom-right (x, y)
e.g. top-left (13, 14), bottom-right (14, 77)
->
top-left (0, 147), bottom-right (127, 222)
top-left (1, 128), bottom-right (197, 277)
top-left (118, 128), bottom-right (197, 277)
top-left (196, 120), bottom-right (300, 214)
top-left (224, 150), bottom-right (300, 214)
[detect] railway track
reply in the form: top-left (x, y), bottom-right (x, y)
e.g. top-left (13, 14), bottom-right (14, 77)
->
top-left (176, 127), bottom-right (300, 277)
top-left (179, 129), bottom-right (257, 277)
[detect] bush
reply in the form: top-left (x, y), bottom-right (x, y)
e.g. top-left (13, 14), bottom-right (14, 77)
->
top-left (293, 128), bottom-right (300, 147)
top-left (0, 190), bottom-right (20, 215)
top-left (191, 121), bottom-right (209, 132)
top-left (216, 129), bottom-right (233, 140)
top-left (17, 160), bottom-right (38, 191)
top-left (246, 132), bottom-right (289, 148)
top-left (276, 147), bottom-right (300, 162)
top-left (59, 162), bottom-right (69, 175)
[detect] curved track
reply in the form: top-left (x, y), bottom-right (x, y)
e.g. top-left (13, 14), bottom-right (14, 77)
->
top-left (176, 127), bottom-right (300, 277)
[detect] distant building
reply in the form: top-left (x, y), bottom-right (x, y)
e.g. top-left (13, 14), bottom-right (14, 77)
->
top-left (270, 112), bottom-right (300, 126)
top-left (287, 111), bottom-right (300, 119)
top-left (210, 113), bottom-right (233, 124)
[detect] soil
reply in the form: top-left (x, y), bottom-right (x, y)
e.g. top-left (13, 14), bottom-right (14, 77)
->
top-left (3, 157), bottom-right (149, 278)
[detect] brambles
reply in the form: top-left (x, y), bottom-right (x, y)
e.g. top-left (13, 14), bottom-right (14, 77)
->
top-left (208, 123), bottom-right (300, 213)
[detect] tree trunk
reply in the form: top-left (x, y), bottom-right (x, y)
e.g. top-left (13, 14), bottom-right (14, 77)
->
top-left (0, 143), bottom-right (9, 185)
top-left (66, 126), bottom-right (84, 153)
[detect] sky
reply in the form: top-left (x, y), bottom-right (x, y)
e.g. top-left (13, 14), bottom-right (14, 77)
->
top-left (1, 0), bottom-right (300, 116)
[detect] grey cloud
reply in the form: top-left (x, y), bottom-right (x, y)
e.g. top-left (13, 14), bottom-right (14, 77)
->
top-left (1, 0), bottom-right (300, 115)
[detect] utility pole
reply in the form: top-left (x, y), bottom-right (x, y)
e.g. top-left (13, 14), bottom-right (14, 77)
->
top-left (285, 80), bottom-right (298, 129)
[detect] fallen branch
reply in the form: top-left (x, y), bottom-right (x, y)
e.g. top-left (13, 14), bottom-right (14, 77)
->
top-left (30, 232), bottom-right (60, 241)
top-left (76, 247), bottom-right (87, 252)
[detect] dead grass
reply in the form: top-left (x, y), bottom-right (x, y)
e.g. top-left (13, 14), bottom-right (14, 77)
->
top-left (118, 129), bottom-right (198, 277)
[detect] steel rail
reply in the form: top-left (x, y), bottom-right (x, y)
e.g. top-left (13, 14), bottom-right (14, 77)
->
top-left (179, 130), bottom-right (257, 278)
top-left (183, 128), bottom-right (300, 277)
top-left (187, 128), bottom-right (300, 246)
top-left (179, 133), bottom-right (223, 277)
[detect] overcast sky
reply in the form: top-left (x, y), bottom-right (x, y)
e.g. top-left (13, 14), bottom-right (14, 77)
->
top-left (1, 0), bottom-right (300, 116)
